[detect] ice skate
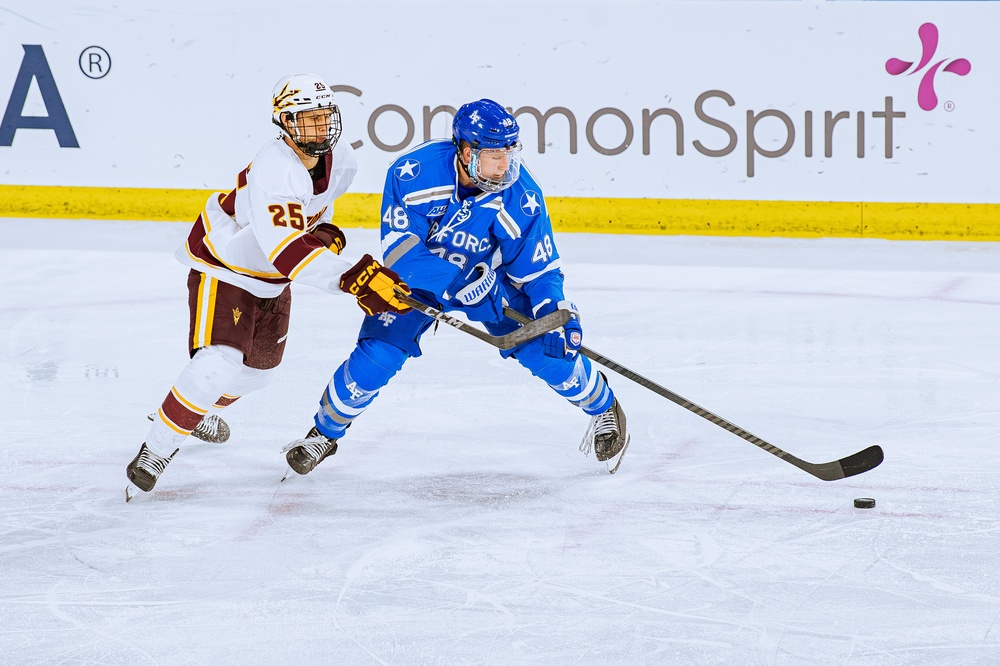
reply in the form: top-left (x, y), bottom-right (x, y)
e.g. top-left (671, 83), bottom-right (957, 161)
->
top-left (125, 442), bottom-right (178, 501)
top-left (580, 397), bottom-right (630, 474)
top-left (282, 426), bottom-right (338, 479)
top-left (147, 412), bottom-right (230, 444)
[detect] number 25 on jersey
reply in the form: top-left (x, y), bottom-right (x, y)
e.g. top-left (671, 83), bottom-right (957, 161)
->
top-left (269, 203), bottom-right (305, 230)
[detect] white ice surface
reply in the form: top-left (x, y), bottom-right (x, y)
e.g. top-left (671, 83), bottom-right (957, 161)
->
top-left (1, 219), bottom-right (999, 664)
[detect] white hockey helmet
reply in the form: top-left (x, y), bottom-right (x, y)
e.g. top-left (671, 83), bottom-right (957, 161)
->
top-left (271, 73), bottom-right (342, 156)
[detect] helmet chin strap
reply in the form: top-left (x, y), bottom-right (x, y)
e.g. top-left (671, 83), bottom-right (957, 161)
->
top-left (294, 138), bottom-right (331, 157)
top-left (455, 149), bottom-right (477, 190)
top-left (457, 153), bottom-right (471, 178)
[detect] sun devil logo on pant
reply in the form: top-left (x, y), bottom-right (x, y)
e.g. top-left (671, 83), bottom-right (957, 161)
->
top-left (886, 22), bottom-right (971, 111)
top-left (233, 307), bottom-right (242, 325)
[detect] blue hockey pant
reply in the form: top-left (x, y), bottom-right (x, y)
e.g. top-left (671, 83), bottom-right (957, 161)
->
top-left (312, 320), bottom-right (614, 440)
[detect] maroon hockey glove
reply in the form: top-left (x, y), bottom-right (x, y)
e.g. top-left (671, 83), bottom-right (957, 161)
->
top-left (311, 223), bottom-right (346, 254)
top-left (339, 254), bottom-right (412, 316)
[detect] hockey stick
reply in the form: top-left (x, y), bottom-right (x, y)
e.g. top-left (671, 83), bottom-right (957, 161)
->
top-left (503, 307), bottom-right (884, 481)
top-left (395, 292), bottom-right (571, 350)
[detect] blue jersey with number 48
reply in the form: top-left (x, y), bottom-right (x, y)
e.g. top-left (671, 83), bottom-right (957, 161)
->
top-left (380, 139), bottom-right (565, 314)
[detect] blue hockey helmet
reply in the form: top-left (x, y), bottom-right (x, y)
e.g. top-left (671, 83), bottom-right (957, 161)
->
top-left (452, 99), bottom-right (520, 150)
top-left (452, 99), bottom-right (522, 192)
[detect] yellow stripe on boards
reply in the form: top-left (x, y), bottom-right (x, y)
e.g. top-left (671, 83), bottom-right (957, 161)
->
top-left (545, 197), bottom-right (1000, 241)
top-left (2, 185), bottom-right (998, 241)
top-left (0, 184), bottom-right (384, 227)
top-left (1, 185), bottom-right (213, 222)
top-left (547, 198), bottom-right (863, 238)
top-left (862, 202), bottom-right (1000, 241)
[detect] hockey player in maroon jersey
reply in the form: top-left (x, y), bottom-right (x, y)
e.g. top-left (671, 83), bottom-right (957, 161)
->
top-left (126, 74), bottom-right (410, 499)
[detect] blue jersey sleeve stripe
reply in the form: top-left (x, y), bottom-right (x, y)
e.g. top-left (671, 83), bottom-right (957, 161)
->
top-left (382, 232), bottom-right (421, 268)
top-left (508, 258), bottom-right (562, 284)
top-left (402, 185), bottom-right (454, 206)
top-left (496, 205), bottom-right (521, 240)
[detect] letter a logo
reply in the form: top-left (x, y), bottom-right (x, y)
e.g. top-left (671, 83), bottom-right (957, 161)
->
top-left (0, 45), bottom-right (79, 147)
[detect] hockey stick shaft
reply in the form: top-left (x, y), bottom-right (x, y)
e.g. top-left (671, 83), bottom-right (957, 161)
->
top-left (396, 292), bottom-right (570, 350)
top-left (503, 307), bottom-right (883, 481)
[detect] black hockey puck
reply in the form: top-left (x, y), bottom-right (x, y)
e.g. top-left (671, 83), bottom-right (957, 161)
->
top-left (853, 497), bottom-right (876, 509)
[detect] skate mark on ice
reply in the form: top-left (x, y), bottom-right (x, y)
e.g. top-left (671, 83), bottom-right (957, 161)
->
top-left (401, 472), bottom-right (552, 506)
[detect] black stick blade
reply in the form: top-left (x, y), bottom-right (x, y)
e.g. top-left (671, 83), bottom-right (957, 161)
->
top-left (839, 444), bottom-right (884, 479)
top-left (805, 444), bottom-right (884, 481)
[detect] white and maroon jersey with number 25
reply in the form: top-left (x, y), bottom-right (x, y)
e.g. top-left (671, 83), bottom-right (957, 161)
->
top-left (177, 137), bottom-right (359, 298)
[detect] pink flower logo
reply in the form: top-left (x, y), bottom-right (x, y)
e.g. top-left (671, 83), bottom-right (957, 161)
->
top-left (886, 22), bottom-right (971, 111)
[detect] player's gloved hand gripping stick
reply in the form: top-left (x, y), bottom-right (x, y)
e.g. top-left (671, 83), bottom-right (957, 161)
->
top-left (501, 306), bottom-right (885, 481)
top-left (394, 288), bottom-right (571, 351)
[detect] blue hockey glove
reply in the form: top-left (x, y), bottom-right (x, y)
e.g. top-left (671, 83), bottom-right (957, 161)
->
top-left (536, 300), bottom-right (583, 360)
top-left (444, 261), bottom-right (508, 324)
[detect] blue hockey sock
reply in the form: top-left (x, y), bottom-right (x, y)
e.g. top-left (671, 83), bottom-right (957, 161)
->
top-left (549, 355), bottom-right (614, 415)
top-left (314, 339), bottom-right (408, 438)
top-left (513, 341), bottom-right (614, 416)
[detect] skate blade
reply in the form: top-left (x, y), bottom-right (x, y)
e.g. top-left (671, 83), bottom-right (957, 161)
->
top-left (125, 483), bottom-right (141, 503)
top-left (606, 435), bottom-right (631, 475)
top-left (280, 465), bottom-right (295, 483)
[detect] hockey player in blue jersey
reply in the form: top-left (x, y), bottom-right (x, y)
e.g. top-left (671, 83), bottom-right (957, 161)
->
top-left (283, 98), bottom-right (629, 475)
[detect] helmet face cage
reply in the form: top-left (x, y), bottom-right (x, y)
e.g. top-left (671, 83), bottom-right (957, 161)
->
top-left (271, 74), bottom-right (342, 156)
top-left (453, 99), bottom-right (522, 192)
top-left (281, 105), bottom-right (342, 157)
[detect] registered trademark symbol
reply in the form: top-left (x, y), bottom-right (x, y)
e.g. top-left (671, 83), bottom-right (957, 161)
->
top-left (944, 100), bottom-right (955, 112)
top-left (79, 46), bottom-right (111, 79)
